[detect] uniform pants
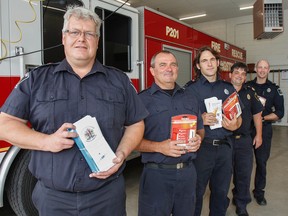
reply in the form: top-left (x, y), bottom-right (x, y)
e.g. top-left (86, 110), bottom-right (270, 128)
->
top-left (32, 175), bottom-right (126, 216)
top-left (232, 135), bottom-right (253, 209)
top-left (253, 123), bottom-right (273, 199)
top-left (194, 140), bottom-right (232, 216)
top-left (138, 162), bottom-right (196, 216)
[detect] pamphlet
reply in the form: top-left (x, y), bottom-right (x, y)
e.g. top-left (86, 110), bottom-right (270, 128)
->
top-left (204, 97), bottom-right (222, 129)
top-left (170, 114), bottom-right (197, 146)
top-left (222, 92), bottom-right (242, 120)
top-left (70, 115), bottom-right (116, 172)
top-left (258, 96), bottom-right (266, 107)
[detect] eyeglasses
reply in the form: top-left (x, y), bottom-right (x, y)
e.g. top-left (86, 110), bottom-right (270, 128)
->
top-left (64, 30), bottom-right (98, 40)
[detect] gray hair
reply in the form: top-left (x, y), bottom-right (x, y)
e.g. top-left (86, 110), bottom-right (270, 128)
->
top-left (62, 6), bottom-right (102, 37)
top-left (150, 50), bottom-right (178, 68)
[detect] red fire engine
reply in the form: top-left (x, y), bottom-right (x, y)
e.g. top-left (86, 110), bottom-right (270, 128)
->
top-left (0, 0), bottom-right (246, 215)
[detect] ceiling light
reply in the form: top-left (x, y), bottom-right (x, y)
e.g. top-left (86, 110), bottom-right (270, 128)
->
top-left (179, 14), bottom-right (207, 21)
top-left (239, 6), bottom-right (253, 10)
top-left (116, 0), bottom-right (131, 6)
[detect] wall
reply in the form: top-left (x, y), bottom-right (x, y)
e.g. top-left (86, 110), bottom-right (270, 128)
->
top-left (192, 9), bottom-right (288, 126)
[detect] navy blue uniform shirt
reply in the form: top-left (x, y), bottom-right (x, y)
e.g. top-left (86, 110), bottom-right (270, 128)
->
top-left (1, 59), bottom-right (148, 192)
top-left (234, 85), bottom-right (263, 135)
top-left (247, 78), bottom-right (284, 121)
top-left (185, 75), bottom-right (237, 140)
top-left (138, 82), bottom-right (204, 164)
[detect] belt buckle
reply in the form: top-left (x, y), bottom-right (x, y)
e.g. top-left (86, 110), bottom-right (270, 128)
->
top-left (235, 135), bottom-right (241, 139)
top-left (212, 140), bottom-right (220, 146)
top-left (176, 163), bottom-right (184, 169)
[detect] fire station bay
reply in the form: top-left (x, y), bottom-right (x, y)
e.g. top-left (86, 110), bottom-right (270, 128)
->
top-left (0, 0), bottom-right (287, 216)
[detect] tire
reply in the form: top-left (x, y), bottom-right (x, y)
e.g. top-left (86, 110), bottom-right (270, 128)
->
top-left (6, 150), bottom-right (38, 216)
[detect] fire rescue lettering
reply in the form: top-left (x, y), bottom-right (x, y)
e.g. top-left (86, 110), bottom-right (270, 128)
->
top-left (166, 26), bottom-right (179, 39)
top-left (211, 41), bottom-right (221, 53)
top-left (231, 49), bottom-right (243, 60)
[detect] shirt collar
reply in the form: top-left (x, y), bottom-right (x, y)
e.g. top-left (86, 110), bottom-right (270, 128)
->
top-left (199, 74), bottom-right (220, 85)
top-left (149, 82), bottom-right (183, 95)
top-left (53, 59), bottom-right (107, 77)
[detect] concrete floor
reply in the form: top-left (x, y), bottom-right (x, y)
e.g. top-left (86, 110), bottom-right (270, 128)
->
top-left (125, 125), bottom-right (288, 216)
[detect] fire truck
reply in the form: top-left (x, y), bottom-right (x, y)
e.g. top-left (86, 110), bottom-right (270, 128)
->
top-left (0, 0), bottom-right (246, 215)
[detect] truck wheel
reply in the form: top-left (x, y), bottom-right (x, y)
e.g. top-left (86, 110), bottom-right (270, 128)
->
top-left (6, 150), bottom-right (38, 216)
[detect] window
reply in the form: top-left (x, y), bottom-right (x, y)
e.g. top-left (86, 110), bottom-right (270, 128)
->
top-left (95, 7), bottom-right (132, 72)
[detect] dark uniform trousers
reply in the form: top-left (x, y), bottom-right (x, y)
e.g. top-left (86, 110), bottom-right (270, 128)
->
top-left (32, 175), bottom-right (126, 216)
top-left (253, 123), bottom-right (273, 199)
top-left (138, 162), bottom-right (196, 216)
top-left (194, 139), bottom-right (232, 216)
top-left (232, 134), bottom-right (253, 209)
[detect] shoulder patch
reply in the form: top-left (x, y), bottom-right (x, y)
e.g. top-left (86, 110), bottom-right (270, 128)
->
top-left (15, 72), bottom-right (30, 88)
top-left (277, 88), bottom-right (283, 96)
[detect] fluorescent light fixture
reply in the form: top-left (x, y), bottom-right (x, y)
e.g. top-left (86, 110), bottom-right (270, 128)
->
top-left (240, 6), bottom-right (253, 10)
top-left (116, 0), bottom-right (131, 6)
top-left (179, 14), bottom-right (206, 21)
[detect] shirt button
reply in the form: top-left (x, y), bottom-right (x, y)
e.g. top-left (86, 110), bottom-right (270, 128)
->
top-left (80, 158), bottom-right (84, 161)
top-left (50, 96), bottom-right (54, 100)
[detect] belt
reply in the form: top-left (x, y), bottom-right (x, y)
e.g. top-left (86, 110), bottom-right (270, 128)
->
top-left (203, 138), bottom-right (229, 146)
top-left (145, 162), bottom-right (190, 170)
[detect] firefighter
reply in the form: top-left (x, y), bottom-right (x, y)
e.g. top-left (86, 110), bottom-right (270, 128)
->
top-left (229, 62), bottom-right (263, 216)
top-left (185, 46), bottom-right (242, 216)
top-left (136, 50), bottom-right (204, 216)
top-left (0, 6), bottom-right (148, 216)
top-left (246, 59), bottom-right (284, 206)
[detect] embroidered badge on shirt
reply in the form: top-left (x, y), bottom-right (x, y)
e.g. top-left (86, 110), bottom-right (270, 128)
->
top-left (224, 89), bottom-right (229, 95)
top-left (277, 88), bottom-right (283, 96)
top-left (15, 72), bottom-right (30, 89)
top-left (247, 94), bottom-right (251, 100)
top-left (267, 88), bottom-right (271, 93)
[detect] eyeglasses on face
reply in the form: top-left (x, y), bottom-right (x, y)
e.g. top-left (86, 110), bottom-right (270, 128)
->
top-left (64, 30), bottom-right (98, 40)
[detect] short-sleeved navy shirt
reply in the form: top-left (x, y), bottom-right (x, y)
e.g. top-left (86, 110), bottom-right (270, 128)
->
top-left (233, 85), bottom-right (263, 135)
top-left (138, 82), bottom-right (204, 164)
top-left (185, 75), bottom-right (237, 140)
top-left (1, 59), bottom-right (148, 192)
top-left (247, 78), bottom-right (284, 120)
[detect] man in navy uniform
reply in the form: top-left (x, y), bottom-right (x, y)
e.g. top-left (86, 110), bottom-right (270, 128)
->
top-left (0, 6), bottom-right (148, 215)
top-left (247, 59), bottom-right (284, 206)
top-left (229, 62), bottom-right (263, 216)
top-left (185, 46), bottom-right (242, 216)
top-left (136, 50), bottom-right (204, 216)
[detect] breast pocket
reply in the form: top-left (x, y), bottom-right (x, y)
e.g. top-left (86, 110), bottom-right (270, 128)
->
top-left (183, 103), bottom-right (198, 115)
top-left (33, 88), bottom-right (69, 132)
top-left (145, 104), bottom-right (169, 135)
top-left (88, 90), bottom-right (125, 128)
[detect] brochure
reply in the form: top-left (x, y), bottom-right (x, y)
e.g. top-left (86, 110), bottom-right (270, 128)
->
top-left (204, 97), bottom-right (222, 129)
top-left (70, 115), bottom-right (116, 172)
top-left (222, 92), bottom-right (242, 120)
top-left (258, 96), bottom-right (266, 107)
top-left (170, 114), bottom-right (197, 146)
